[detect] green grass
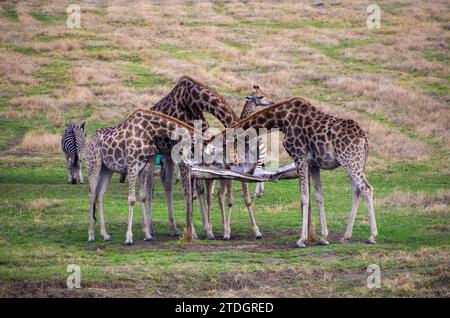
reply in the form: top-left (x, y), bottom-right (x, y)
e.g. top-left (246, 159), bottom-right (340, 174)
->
top-left (31, 60), bottom-right (71, 92)
top-left (3, 4), bottom-right (19, 22)
top-left (422, 50), bottom-right (450, 65)
top-left (30, 11), bottom-right (66, 24)
top-left (0, 0), bottom-right (449, 298)
top-left (219, 38), bottom-right (250, 51)
top-left (123, 63), bottom-right (171, 89)
top-left (10, 46), bottom-right (39, 56)
top-left (0, 153), bottom-right (448, 296)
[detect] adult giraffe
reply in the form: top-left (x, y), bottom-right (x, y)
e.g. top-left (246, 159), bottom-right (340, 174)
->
top-left (86, 109), bottom-right (204, 245)
top-left (204, 85), bottom-right (270, 240)
top-left (145, 76), bottom-right (262, 240)
top-left (206, 96), bottom-right (377, 247)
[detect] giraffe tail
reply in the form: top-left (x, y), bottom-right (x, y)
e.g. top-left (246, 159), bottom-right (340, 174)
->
top-left (363, 135), bottom-right (369, 171)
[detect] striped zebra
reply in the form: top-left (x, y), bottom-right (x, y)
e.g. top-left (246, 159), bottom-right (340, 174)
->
top-left (253, 138), bottom-right (267, 198)
top-left (241, 86), bottom-right (270, 198)
top-left (61, 122), bottom-right (86, 184)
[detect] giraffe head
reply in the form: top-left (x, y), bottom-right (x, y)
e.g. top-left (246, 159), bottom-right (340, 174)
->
top-left (244, 85), bottom-right (271, 107)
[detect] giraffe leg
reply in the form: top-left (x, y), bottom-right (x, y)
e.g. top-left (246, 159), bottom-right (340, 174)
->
top-left (253, 182), bottom-right (264, 198)
top-left (140, 160), bottom-right (154, 242)
top-left (310, 166), bottom-right (329, 246)
top-left (161, 156), bottom-right (179, 236)
top-left (223, 180), bottom-right (233, 241)
top-left (340, 177), bottom-right (360, 244)
top-left (146, 163), bottom-right (155, 235)
top-left (196, 180), bottom-right (215, 240)
top-left (295, 160), bottom-right (310, 248)
top-left (205, 180), bottom-right (215, 240)
top-left (87, 157), bottom-right (101, 243)
top-left (179, 164), bottom-right (197, 241)
top-left (218, 180), bottom-right (227, 240)
top-left (125, 168), bottom-right (138, 246)
top-left (361, 176), bottom-right (377, 244)
top-left (97, 166), bottom-right (113, 241)
top-left (242, 182), bottom-right (262, 239)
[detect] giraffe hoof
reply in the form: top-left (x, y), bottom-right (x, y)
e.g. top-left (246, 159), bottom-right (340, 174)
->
top-left (206, 234), bottom-right (216, 240)
top-left (124, 241), bottom-right (133, 246)
top-left (223, 237), bottom-right (231, 241)
top-left (255, 235), bottom-right (263, 240)
top-left (366, 238), bottom-right (377, 244)
top-left (87, 239), bottom-right (95, 243)
top-left (103, 237), bottom-right (112, 242)
top-left (295, 241), bottom-right (306, 248)
top-left (144, 236), bottom-right (153, 242)
top-left (170, 230), bottom-right (180, 237)
top-left (317, 239), bottom-right (330, 246)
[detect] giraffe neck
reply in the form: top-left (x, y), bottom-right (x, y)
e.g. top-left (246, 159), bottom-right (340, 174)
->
top-left (240, 101), bottom-right (257, 120)
top-left (152, 76), bottom-right (239, 129)
top-left (127, 109), bottom-right (202, 140)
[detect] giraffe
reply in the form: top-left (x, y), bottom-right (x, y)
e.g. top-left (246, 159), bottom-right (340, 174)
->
top-left (205, 96), bottom-right (378, 247)
top-left (144, 76), bottom-right (263, 240)
top-left (86, 109), bottom-right (203, 245)
top-left (204, 85), bottom-right (270, 240)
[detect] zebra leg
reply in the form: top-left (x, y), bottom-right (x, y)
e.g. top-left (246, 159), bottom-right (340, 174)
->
top-left (78, 161), bottom-right (84, 184)
top-left (97, 166), bottom-right (113, 241)
top-left (66, 158), bottom-right (73, 184)
top-left (242, 182), bottom-right (262, 239)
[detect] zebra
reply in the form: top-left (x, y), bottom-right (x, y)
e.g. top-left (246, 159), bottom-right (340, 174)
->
top-left (61, 122), bottom-right (86, 184)
top-left (241, 86), bottom-right (270, 198)
top-left (253, 137), bottom-right (267, 198)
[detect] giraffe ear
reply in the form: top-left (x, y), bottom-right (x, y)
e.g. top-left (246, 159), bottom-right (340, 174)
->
top-left (244, 96), bottom-right (253, 102)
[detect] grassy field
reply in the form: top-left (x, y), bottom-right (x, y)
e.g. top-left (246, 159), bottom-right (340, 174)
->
top-left (0, 0), bottom-right (449, 297)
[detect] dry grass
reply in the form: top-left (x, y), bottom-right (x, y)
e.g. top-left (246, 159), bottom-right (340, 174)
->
top-left (0, 52), bottom-right (45, 85)
top-left (18, 129), bottom-right (61, 153)
top-left (325, 75), bottom-right (450, 145)
top-left (70, 62), bottom-right (123, 85)
top-left (0, 0), bottom-right (448, 160)
top-left (26, 198), bottom-right (62, 224)
top-left (377, 189), bottom-right (450, 214)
